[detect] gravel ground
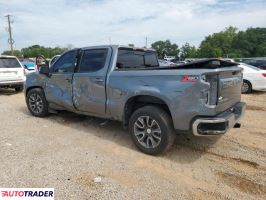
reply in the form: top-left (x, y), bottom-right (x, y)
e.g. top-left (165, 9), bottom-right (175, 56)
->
top-left (0, 89), bottom-right (265, 200)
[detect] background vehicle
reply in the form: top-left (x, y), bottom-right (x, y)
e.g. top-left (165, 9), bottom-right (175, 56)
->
top-left (49, 55), bottom-right (60, 67)
top-left (21, 60), bottom-right (36, 74)
top-left (158, 59), bottom-right (176, 67)
top-left (25, 45), bottom-right (245, 155)
top-left (0, 55), bottom-right (25, 92)
top-left (238, 58), bottom-right (266, 68)
top-left (257, 65), bottom-right (266, 70)
top-left (238, 63), bottom-right (266, 93)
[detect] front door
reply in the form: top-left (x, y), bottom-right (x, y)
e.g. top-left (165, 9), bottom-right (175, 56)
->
top-left (45, 50), bottom-right (78, 110)
top-left (73, 47), bottom-right (112, 116)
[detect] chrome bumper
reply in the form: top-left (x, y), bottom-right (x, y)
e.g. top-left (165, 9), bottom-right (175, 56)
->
top-left (192, 102), bottom-right (246, 136)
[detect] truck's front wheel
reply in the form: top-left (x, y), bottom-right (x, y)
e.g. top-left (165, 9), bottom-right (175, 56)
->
top-left (129, 106), bottom-right (175, 155)
top-left (26, 88), bottom-right (49, 117)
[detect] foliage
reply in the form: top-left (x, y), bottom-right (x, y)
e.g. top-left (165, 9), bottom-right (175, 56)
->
top-left (198, 27), bottom-right (266, 58)
top-left (198, 26), bottom-right (238, 58)
top-left (21, 45), bottom-right (68, 58)
top-left (1, 50), bottom-right (23, 58)
top-left (180, 43), bottom-right (198, 58)
top-left (151, 40), bottom-right (179, 59)
top-left (231, 28), bottom-right (266, 57)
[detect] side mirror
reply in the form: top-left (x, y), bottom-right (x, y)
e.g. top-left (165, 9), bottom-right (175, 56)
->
top-left (39, 65), bottom-right (49, 75)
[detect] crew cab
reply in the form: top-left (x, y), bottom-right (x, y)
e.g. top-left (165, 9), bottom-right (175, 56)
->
top-left (24, 45), bottom-right (246, 155)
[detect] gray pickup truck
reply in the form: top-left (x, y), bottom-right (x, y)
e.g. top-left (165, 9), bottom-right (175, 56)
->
top-left (25, 45), bottom-right (246, 155)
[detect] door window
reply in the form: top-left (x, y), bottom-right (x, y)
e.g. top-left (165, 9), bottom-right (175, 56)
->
top-left (78, 49), bottom-right (108, 72)
top-left (52, 50), bottom-right (77, 73)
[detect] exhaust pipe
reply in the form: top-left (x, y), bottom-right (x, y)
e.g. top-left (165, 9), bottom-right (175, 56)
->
top-left (234, 123), bottom-right (241, 128)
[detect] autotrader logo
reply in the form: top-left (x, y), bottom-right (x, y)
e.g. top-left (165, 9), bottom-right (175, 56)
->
top-left (0, 188), bottom-right (54, 200)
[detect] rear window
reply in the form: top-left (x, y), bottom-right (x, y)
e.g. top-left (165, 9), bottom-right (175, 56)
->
top-left (0, 58), bottom-right (21, 68)
top-left (116, 49), bottom-right (159, 69)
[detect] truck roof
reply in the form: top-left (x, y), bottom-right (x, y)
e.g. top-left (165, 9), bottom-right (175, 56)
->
top-left (78, 45), bottom-right (156, 52)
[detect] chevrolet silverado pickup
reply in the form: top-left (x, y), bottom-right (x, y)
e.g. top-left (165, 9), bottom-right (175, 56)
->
top-left (24, 45), bottom-right (246, 155)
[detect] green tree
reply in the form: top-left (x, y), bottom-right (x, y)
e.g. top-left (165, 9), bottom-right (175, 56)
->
top-left (21, 45), bottom-right (67, 58)
top-left (1, 50), bottom-right (23, 58)
top-left (151, 40), bottom-right (179, 59)
top-left (198, 26), bottom-right (238, 58)
top-left (231, 28), bottom-right (266, 57)
top-left (180, 43), bottom-right (198, 58)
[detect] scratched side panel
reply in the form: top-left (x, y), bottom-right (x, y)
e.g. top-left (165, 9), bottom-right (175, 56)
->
top-left (106, 69), bottom-right (209, 131)
top-left (45, 74), bottom-right (74, 111)
top-left (106, 67), bottom-right (242, 131)
top-left (72, 73), bottom-right (106, 115)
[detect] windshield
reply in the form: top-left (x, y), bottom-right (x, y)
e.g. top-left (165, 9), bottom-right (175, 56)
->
top-left (0, 58), bottom-right (21, 68)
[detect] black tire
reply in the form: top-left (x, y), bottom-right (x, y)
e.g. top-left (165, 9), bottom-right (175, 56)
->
top-left (15, 85), bottom-right (23, 92)
top-left (26, 88), bottom-right (49, 117)
top-left (129, 106), bottom-right (176, 155)
top-left (242, 80), bottom-right (252, 94)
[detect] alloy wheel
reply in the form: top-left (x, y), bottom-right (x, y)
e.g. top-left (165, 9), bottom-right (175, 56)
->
top-left (134, 116), bottom-right (162, 149)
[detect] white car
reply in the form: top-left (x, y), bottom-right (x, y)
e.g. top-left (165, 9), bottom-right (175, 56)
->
top-left (158, 59), bottom-right (176, 67)
top-left (239, 63), bottom-right (266, 93)
top-left (0, 55), bottom-right (25, 92)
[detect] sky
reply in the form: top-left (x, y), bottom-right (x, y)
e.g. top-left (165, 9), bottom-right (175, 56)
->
top-left (0, 0), bottom-right (266, 52)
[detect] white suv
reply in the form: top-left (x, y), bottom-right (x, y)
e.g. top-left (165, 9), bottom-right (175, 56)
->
top-left (0, 55), bottom-right (26, 92)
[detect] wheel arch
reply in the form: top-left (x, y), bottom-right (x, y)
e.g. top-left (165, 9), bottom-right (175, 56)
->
top-left (26, 86), bottom-right (44, 97)
top-left (123, 95), bottom-right (172, 127)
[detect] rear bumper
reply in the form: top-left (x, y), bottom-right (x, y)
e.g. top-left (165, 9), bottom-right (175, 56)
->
top-left (192, 102), bottom-right (246, 136)
top-left (0, 79), bottom-right (25, 87)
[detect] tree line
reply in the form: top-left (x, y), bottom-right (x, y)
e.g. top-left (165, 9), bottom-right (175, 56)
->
top-left (1, 27), bottom-right (266, 59)
top-left (151, 27), bottom-right (266, 59)
top-left (2, 45), bottom-right (68, 59)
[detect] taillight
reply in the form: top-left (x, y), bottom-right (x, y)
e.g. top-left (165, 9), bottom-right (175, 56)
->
top-left (262, 73), bottom-right (266, 78)
top-left (181, 75), bottom-right (199, 82)
top-left (205, 75), bottom-right (218, 106)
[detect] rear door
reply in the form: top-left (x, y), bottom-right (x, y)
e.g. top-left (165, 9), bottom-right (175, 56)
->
top-left (45, 50), bottom-right (78, 110)
top-left (73, 47), bottom-right (112, 115)
top-left (0, 57), bottom-right (24, 82)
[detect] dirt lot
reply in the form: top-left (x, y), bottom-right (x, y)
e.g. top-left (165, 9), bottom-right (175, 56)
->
top-left (0, 89), bottom-right (265, 200)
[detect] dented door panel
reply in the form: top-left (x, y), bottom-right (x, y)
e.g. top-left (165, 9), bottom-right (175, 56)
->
top-left (45, 73), bottom-right (74, 110)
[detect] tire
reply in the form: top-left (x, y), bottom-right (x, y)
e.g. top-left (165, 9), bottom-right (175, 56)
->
top-left (242, 80), bottom-right (252, 94)
top-left (26, 88), bottom-right (49, 117)
top-left (15, 85), bottom-right (23, 92)
top-left (129, 106), bottom-right (176, 155)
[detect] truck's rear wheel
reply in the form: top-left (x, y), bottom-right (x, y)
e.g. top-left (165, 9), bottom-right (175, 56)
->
top-left (129, 106), bottom-right (175, 155)
top-left (26, 88), bottom-right (49, 117)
